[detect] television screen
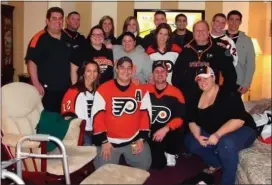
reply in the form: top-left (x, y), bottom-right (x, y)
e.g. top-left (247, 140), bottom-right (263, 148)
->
top-left (134, 9), bottom-right (205, 37)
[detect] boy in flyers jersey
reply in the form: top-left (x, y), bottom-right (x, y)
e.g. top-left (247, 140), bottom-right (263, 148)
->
top-left (90, 56), bottom-right (152, 170)
top-left (144, 60), bottom-right (185, 169)
top-left (61, 61), bottom-right (100, 146)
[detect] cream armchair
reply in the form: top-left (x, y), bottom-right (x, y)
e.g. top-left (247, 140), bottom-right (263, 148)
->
top-left (1, 82), bottom-right (97, 184)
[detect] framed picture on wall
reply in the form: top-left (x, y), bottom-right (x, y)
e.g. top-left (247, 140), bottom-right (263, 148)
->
top-left (134, 9), bottom-right (205, 37)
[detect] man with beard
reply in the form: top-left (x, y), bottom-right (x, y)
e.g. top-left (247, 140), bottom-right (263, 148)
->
top-left (172, 14), bottom-right (193, 48)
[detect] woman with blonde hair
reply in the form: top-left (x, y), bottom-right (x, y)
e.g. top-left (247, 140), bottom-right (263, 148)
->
top-left (99, 15), bottom-right (116, 49)
top-left (117, 16), bottom-right (143, 46)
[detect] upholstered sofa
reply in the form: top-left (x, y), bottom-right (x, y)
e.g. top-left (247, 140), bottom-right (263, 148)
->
top-left (236, 99), bottom-right (271, 184)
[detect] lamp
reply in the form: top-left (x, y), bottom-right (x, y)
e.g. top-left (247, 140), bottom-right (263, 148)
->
top-left (247, 38), bottom-right (263, 101)
top-left (251, 38), bottom-right (263, 56)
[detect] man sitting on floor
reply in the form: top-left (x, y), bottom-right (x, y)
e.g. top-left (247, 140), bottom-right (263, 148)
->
top-left (90, 56), bottom-right (152, 170)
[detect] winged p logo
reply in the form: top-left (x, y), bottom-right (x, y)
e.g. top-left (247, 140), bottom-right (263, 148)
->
top-left (164, 60), bottom-right (174, 73)
top-left (152, 105), bottom-right (171, 124)
top-left (112, 97), bottom-right (137, 116)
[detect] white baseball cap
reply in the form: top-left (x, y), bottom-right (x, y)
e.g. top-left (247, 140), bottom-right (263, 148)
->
top-left (195, 66), bottom-right (215, 81)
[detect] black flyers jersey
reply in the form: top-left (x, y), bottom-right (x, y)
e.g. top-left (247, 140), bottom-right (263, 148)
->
top-left (85, 44), bottom-right (114, 84)
top-left (143, 84), bottom-right (185, 131)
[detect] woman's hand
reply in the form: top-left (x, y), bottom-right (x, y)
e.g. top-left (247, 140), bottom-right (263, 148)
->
top-left (207, 134), bottom-right (219, 146)
top-left (197, 136), bottom-right (209, 147)
top-left (101, 142), bottom-right (114, 161)
top-left (153, 127), bottom-right (170, 142)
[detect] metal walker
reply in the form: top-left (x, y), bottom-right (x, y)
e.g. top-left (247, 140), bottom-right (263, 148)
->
top-left (1, 134), bottom-right (71, 184)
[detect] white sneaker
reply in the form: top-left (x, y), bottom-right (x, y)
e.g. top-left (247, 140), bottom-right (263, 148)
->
top-left (164, 152), bottom-right (177, 167)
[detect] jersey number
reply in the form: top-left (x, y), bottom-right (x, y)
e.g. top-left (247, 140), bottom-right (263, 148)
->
top-left (231, 48), bottom-right (237, 56)
top-left (63, 100), bottom-right (71, 112)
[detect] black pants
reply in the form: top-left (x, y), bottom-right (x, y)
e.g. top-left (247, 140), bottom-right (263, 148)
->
top-left (42, 88), bottom-right (67, 113)
top-left (149, 126), bottom-right (180, 169)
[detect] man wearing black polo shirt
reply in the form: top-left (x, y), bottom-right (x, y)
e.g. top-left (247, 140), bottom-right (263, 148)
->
top-left (25, 7), bottom-right (73, 113)
top-left (64, 11), bottom-right (88, 84)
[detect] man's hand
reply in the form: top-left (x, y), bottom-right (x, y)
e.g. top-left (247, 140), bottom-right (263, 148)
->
top-left (152, 126), bottom-right (170, 142)
top-left (197, 136), bottom-right (209, 147)
top-left (134, 139), bottom-right (144, 154)
top-left (101, 142), bottom-right (114, 161)
top-left (33, 82), bottom-right (44, 96)
top-left (238, 86), bottom-right (249, 94)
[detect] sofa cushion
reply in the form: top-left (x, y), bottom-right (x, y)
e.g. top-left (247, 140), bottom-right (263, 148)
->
top-left (237, 140), bottom-right (271, 184)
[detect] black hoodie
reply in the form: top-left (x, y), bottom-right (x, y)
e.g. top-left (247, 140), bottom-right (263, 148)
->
top-left (172, 37), bottom-right (237, 94)
top-left (172, 29), bottom-right (193, 48)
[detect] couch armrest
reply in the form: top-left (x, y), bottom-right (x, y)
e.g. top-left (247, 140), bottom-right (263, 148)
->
top-left (78, 120), bottom-right (86, 146)
top-left (2, 133), bottom-right (40, 148)
top-left (63, 118), bottom-right (86, 146)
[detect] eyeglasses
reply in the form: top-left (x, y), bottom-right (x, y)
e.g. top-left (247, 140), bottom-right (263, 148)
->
top-left (91, 33), bottom-right (104, 37)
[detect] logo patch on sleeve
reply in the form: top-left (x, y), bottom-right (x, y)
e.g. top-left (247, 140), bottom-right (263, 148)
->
top-left (112, 97), bottom-right (137, 116)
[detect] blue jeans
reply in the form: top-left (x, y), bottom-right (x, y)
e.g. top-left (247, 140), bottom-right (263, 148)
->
top-left (185, 126), bottom-right (256, 185)
top-left (84, 131), bottom-right (92, 146)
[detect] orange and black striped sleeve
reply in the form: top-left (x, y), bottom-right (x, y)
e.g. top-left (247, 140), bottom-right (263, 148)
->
top-left (24, 30), bottom-right (46, 64)
top-left (166, 87), bottom-right (186, 130)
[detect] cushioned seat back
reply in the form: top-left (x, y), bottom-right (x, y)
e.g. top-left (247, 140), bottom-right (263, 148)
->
top-left (2, 82), bottom-right (43, 135)
top-left (2, 82), bottom-right (44, 172)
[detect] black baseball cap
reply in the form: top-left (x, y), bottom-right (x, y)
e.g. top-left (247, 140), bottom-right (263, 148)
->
top-left (116, 56), bottom-right (133, 67)
top-left (152, 60), bottom-right (168, 72)
top-left (120, 31), bottom-right (136, 41)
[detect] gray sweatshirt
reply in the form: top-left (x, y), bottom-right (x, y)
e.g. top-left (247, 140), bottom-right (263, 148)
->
top-left (113, 45), bottom-right (152, 83)
top-left (235, 31), bottom-right (255, 88)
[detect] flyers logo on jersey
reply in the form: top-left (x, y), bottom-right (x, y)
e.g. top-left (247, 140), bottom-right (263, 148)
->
top-left (112, 97), bottom-right (137, 116)
top-left (165, 60), bottom-right (174, 73)
top-left (152, 105), bottom-right (171, 124)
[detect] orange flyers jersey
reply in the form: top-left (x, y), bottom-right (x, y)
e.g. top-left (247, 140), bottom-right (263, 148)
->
top-left (143, 84), bottom-right (185, 131)
top-left (91, 80), bottom-right (152, 146)
top-left (61, 87), bottom-right (95, 130)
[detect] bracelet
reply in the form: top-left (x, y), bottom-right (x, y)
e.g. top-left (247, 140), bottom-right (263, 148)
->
top-left (214, 133), bottom-right (221, 140)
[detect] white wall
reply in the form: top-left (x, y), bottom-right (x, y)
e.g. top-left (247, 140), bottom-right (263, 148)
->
top-left (134, 1), bottom-right (161, 9)
top-left (91, 2), bottom-right (118, 36)
top-left (23, 2), bottom-right (48, 72)
top-left (223, 2), bottom-right (250, 34)
top-left (61, 2), bottom-right (76, 17)
top-left (178, 2), bottom-right (205, 10)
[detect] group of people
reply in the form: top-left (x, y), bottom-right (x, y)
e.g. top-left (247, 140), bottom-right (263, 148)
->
top-left (25, 6), bottom-right (257, 185)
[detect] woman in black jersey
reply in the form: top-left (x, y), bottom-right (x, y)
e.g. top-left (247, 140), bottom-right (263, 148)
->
top-left (116, 16), bottom-right (143, 47)
top-left (184, 66), bottom-right (257, 185)
top-left (85, 25), bottom-right (114, 84)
